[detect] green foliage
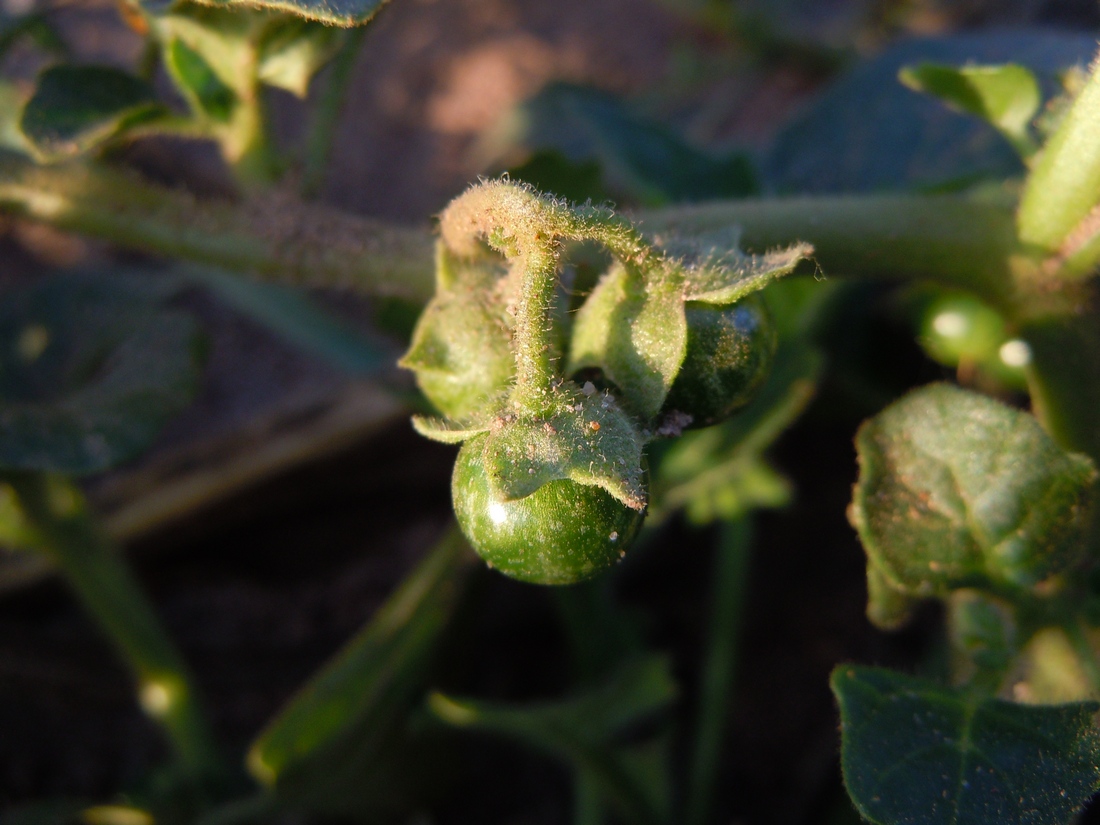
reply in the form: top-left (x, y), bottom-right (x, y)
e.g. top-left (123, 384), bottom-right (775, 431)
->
top-left (183, 0), bottom-right (388, 27)
top-left (899, 62), bottom-right (1040, 158)
top-left (399, 246), bottom-right (516, 420)
top-left (0, 274), bottom-right (204, 475)
top-left (764, 32), bottom-right (1096, 193)
top-left (490, 82), bottom-right (757, 206)
top-left (19, 65), bottom-right (167, 160)
top-left (430, 656), bottom-right (676, 825)
top-left (247, 530), bottom-right (470, 815)
top-left (851, 385), bottom-right (1096, 621)
top-left (832, 665), bottom-right (1100, 825)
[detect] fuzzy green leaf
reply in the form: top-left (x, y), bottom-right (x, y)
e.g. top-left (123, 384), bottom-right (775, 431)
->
top-left (20, 65), bottom-right (167, 159)
top-left (568, 262), bottom-right (686, 422)
top-left (400, 248), bottom-right (515, 421)
top-left (154, 6), bottom-right (262, 95)
top-left (257, 19), bottom-right (343, 97)
top-left (410, 415), bottom-right (490, 445)
top-left (899, 62), bottom-right (1040, 157)
top-left (0, 273), bottom-right (204, 475)
top-left (164, 37), bottom-right (237, 122)
top-left (477, 387), bottom-right (648, 510)
top-left (850, 384), bottom-right (1096, 600)
top-left (673, 235), bottom-right (812, 305)
top-left (186, 0), bottom-right (387, 27)
top-left (832, 665), bottom-right (1100, 825)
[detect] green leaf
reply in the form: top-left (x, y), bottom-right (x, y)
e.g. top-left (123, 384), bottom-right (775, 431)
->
top-left (399, 247), bottom-right (515, 422)
top-left (19, 65), bottom-right (167, 159)
top-left (185, 268), bottom-right (388, 375)
top-left (164, 37), bottom-right (237, 122)
top-left (155, 6), bottom-right (261, 92)
top-left (568, 261), bottom-right (687, 421)
top-left (429, 655), bottom-right (677, 825)
top-left (0, 273), bottom-right (204, 475)
top-left (899, 62), bottom-right (1040, 158)
top-left (486, 82), bottom-right (757, 206)
top-left (247, 529), bottom-right (470, 810)
top-left (651, 343), bottom-right (822, 524)
top-left (257, 18), bottom-right (343, 97)
top-left (849, 384), bottom-right (1097, 604)
top-left (184, 0), bottom-right (388, 27)
top-left (765, 32), bottom-right (1097, 193)
top-left (0, 12), bottom-right (66, 61)
top-left (508, 150), bottom-right (611, 205)
top-left (670, 233), bottom-right (812, 305)
top-left (832, 665), bottom-right (1100, 825)
top-left (410, 415), bottom-right (490, 444)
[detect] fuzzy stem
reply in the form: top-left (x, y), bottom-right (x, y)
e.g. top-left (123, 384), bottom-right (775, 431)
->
top-left (510, 246), bottom-right (560, 414)
top-left (635, 194), bottom-right (1024, 312)
top-left (223, 78), bottom-right (281, 189)
top-left (6, 472), bottom-right (222, 777)
top-left (0, 162), bottom-right (1040, 313)
top-left (1017, 50), bottom-right (1100, 261)
top-left (0, 153), bottom-right (435, 302)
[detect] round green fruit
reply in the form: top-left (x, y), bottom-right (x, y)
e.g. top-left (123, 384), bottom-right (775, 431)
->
top-left (662, 295), bottom-right (776, 428)
top-left (452, 435), bottom-right (645, 585)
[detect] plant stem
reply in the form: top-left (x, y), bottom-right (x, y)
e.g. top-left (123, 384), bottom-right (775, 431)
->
top-left (511, 246), bottom-right (560, 414)
top-left (684, 518), bottom-right (752, 825)
top-left (6, 472), bottom-right (222, 777)
top-left (636, 194), bottom-right (1022, 311)
top-left (1017, 50), bottom-right (1100, 261)
top-left (0, 158), bottom-right (1034, 312)
top-left (574, 770), bottom-right (605, 825)
top-left (301, 25), bottom-right (368, 199)
top-left (0, 153), bottom-right (436, 302)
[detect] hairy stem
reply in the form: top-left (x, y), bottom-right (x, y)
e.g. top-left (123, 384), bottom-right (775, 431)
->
top-left (636, 194), bottom-right (1024, 312)
top-left (1017, 50), bottom-right (1100, 261)
top-left (511, 246), bottom-right (560, 414)
top-left (6, 472), bottom-right (222, 777)
top-left (0, 153), bottom-right (435, 302)
top-left (0, 162), bottom-right (1043, 315)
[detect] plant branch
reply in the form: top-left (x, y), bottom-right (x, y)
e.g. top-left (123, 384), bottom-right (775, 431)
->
top-left (1, 158), bottom-right (1044, 317)
top-left (5, 471), bottom-right (223, 777)
top-left (635, 194), bottom-right (1023, 312)
top-left (683, 518), bottom-right (752, 825)
top-left (0, 152), bottom-right (436, 303)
